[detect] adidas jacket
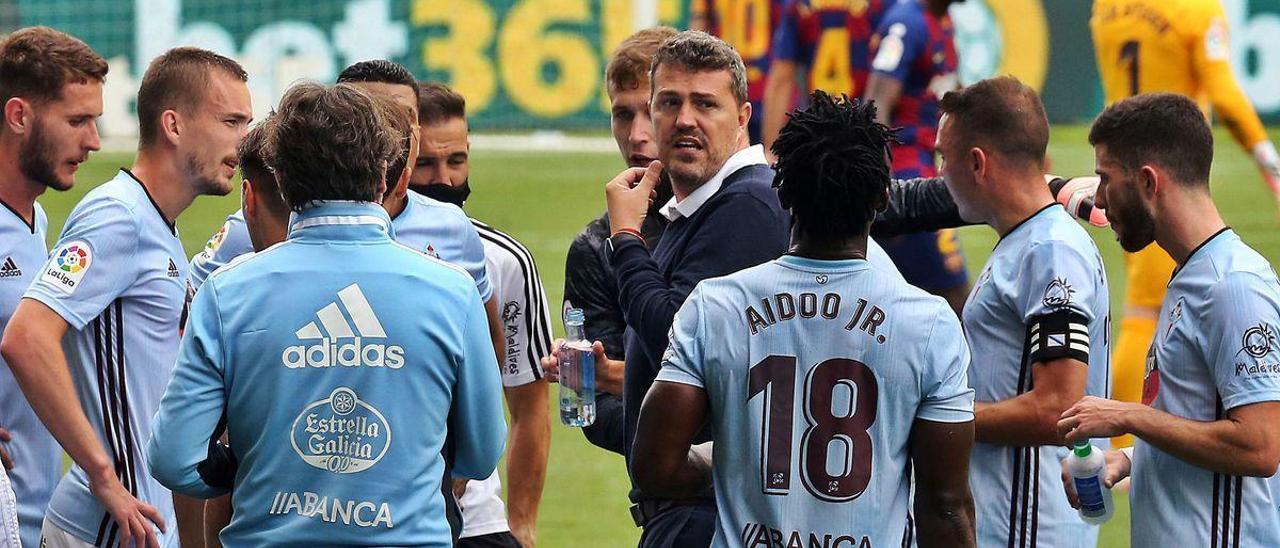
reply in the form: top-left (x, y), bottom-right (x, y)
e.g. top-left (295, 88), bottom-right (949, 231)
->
top-left (147, 201), bottom-right (506, 547)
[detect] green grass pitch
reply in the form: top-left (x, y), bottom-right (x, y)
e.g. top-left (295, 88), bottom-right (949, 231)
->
top-left (49, 124), bottom-right (1280, 546)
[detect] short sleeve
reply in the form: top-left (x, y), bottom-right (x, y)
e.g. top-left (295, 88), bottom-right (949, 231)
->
top-left (25, 199), bottom-right (138, 329)
top-left (655, 285), bottom-right (708, 388)
top-left (188, 213), bottom-right (252, 294)
top-left (1204, 272), bottom-right (1280, 411)
top-left (489, 246), bottom-right (551, 387)
top-left (1017, 238), bottom-right (1101, 365)
top-left (917, 303), bottom-right (975, 423)
top-left (871, 10), bottom-right (925, 82)
top-left (771, 1), bottom-right (805, 63)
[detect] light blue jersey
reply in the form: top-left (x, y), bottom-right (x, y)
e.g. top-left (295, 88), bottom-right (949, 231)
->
top-left (962, 204), bottom-right (1110, 548)
top-left (391, 191), bottom-right (491, 301)
top-left (0, 201), bottom-right (57, 548)
top-left (147, 201), bottom-right (506, 547)
top-left (187, 209), bottom-right (250, 292)
top-left (187, 191), bottom-right (491, 302)
top-left (656, 255), bottom-right (973, 548)
top-left (1132, 229), bottom-right (1280, 548)
top-left (24, 170), bottom-right (187, 547)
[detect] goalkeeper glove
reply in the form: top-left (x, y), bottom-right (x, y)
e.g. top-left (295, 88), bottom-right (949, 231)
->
top-left (1048, 176), bottom-right (1108, 228)
top-left (1252, 141), bottom-right (1280, 208)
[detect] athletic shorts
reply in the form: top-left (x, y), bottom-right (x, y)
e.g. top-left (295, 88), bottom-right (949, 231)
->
top-left (458, 531), bottom-right (522, 548)
top-left (878, 229), bottom-right (969, 291)
top-left (38, 520), bottom-right (92, 548)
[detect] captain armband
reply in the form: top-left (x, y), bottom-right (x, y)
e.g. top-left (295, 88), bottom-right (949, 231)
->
top-left (1027, 310), bottom-right (1090, 364)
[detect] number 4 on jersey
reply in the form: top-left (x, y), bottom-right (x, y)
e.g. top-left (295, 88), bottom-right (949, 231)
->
top-left (748, 355), bottom-right (879, 502)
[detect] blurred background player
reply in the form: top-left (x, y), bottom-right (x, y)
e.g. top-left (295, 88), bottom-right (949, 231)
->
top-left (1090, 0), bottom-right (1280, 448)
top-left (411, 82), bottom-right (552, 548)
top-left (865, 0), bottom-right (969, 315)
top-left (0, 26), bottom-right (106, 548)
top-left (689, 0), bottom-right (783, 144)
top-left (147, 81), bottom-right (507, 547)
top-left (1, 47), bottom-right (250, 548)
top-left (1059, 92), bottom-right (1280, 548)
top-left (761, 0), bottom-right (884, 156)
top-left (633, 91), bottom-right (976, 548)
top-left (936, 77), bottom-right (1110, 547)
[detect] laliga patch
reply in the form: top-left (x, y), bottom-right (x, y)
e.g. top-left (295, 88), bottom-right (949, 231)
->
top-left (1205, 18), bottom-right (1230, 62)
top-left (204, 221), bottom-right (231, 253)
top-left (871, 23), bottom-right (908, 72)
top-left (39, 240), bottom-right (92, 295)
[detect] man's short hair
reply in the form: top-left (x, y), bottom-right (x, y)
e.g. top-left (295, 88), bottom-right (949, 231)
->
top-left (650, 30), bottom-right (748, 105)
top-left (1088, 92), bottom-right (1214, 186)
top-left (937, 76), bottom-right (1049, 167)
top-left (238, 117), bottom-right (285, 215)
top-left (417, 82), bottom-right (466, 126)
top-left (268, 82), bottom-right (399, 210)
top-left (0, 26), bottom-right (108, 106)
top-left (137, 47), bottom-right (248, 148)
top-left (337, 59), bottom-right (421, 102)
top-left (773, 91), bottom-right (896, 240)
top-left (606, 26), bottom-right (678, 95)
top-left (374, 94), bottom-right (415, 195)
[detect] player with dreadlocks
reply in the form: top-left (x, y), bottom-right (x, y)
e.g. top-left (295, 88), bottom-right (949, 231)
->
top-left (631, 91), bottom-right (976, 548)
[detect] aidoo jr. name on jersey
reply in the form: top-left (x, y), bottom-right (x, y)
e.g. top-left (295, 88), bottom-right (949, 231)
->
top-left (744, 290), bottom-right (889, 343)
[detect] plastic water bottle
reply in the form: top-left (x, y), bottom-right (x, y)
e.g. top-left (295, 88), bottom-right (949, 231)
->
top-left (559, 308), bottom-right (596, 427)
top-left (1067, 441), bottom-right (1114, 525)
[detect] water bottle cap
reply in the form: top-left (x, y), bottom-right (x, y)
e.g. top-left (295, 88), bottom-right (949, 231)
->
top-left (1072, 441), bottom-right (1092, 458)
top-left (564, 307), bottom-right (585, 324)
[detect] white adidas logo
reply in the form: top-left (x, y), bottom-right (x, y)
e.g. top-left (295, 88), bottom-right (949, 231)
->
top-left (281, 284), bottom-right (405, 369)
top-left (0, 257), bottom-right (21, 278)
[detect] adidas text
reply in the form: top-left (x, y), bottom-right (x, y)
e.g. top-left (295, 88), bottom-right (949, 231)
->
top-left (282, 337), bottom-right (405, 369)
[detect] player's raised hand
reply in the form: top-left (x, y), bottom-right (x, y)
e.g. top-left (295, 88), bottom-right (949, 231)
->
top-left (89, 474), bottom-right (166, 547)
top-left (1047, 175), bottom-right (1108, 228)
top-left (0, 425), bottom-right (12, 470)
top-left (605, 160), bottom-right (663, 236)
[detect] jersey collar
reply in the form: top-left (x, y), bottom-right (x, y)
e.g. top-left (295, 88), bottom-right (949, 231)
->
top-left (287, 201), bottom-right (391, 240)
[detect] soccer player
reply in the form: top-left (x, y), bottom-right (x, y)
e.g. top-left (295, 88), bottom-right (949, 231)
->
top-left (1057, 93), bottom-right (1280, 548)
top-left (761, 0), bottom-right (884, 155)
top-left (689, 0), bottom-right (784, 144)
top-left (147, 81), bottom-right (507, 547)
top-left (935, 77), bottom-right (1110, 547)
top-left (0, 27), bottom-right (106, 548)
top-left (411, 82), bottom-right (552, 548)
top-left (189, 59), bottom-right (426, 292)
top-left (633, 90), bottom-right (976, 548)
top-left (1091, 0), bottom-right (1280, 448)
top-left (864, 0), bottom-right (969, 315)
top-left (0, 47), bottom-right (250, 548)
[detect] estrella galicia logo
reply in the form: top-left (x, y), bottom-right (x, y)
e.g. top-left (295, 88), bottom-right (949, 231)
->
top-left (290, 387), bottom-right (391, 474)
top-left (1042, 277), bottom-right (1075, 308)
top-left (1238, 324), bottom-right (1278, 359)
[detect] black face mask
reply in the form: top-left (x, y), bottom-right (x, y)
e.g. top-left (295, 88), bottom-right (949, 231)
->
top-left (414, 181), bottom-right (472, 207)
